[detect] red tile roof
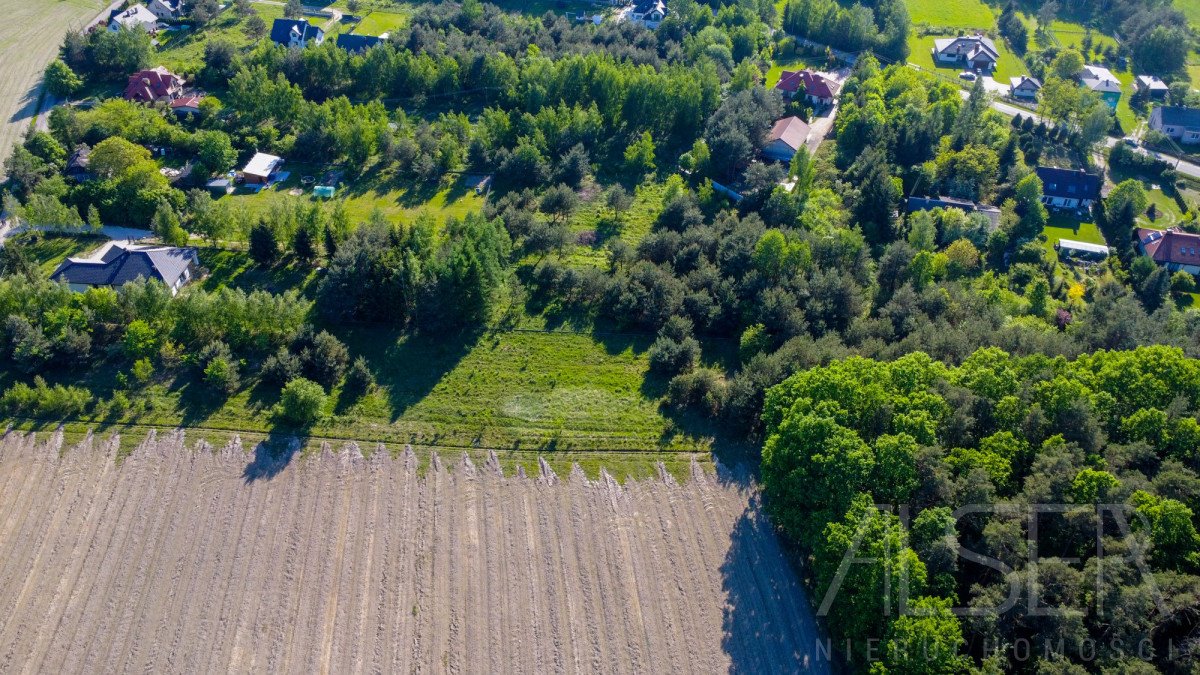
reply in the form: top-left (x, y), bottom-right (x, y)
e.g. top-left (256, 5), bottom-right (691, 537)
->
top-left (774, 70), bottom-right (841, 99)
top-left (123, 67), bottom-right (182, 103)
top-left (170, 94), bottom-right (202, 109)
top-left (1138, 227), bottom-right (1200, 267)
top-left (766, 116), bottom-right (810, 151)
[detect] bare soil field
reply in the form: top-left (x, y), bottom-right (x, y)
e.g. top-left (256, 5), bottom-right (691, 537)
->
top-left (0, 428), bottom-right (828, 673)
top-left (0, 0), bottom-right (105, 181)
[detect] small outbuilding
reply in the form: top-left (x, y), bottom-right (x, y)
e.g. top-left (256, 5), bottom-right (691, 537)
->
top-left (1056, 239), bottom-right (1109, 260)
top-left (1135, 75), bottom-right (1170, 99)
top-left (242, 152), bottom-right (284, 184)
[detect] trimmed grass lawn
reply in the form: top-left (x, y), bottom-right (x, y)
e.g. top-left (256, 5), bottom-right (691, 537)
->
top-left (1189, 63), bottom-right (1200, 87)
top-left (1112, 68), bottom-right (1138, 135)
top-left (350, 10), bottom-right (408, 35)
top-left (907, 33), bottom-right (1028, 83)
top-left (765, 57), bottom-right (813, 88)
top-left (1042, 214), bottom-right (1105, 253)
top-left (1139, 188), bottom-right (1188, 228)
top-left (907, 0), bottom-right (994, 28)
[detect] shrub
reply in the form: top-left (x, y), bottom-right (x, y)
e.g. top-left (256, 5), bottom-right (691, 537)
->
top-left (131, 357), bottom-right (154, 384)
top-left (648, 316), bottom-right (700, 376)
top-left (343, 356), bottom-right (375, 397)
top-left (303, 330), bottom-right (349, 389)
top-left (260, 347), bottom-right (302, 385)
top-left (1, 377), bottom-right (91, 417)
top-left (123, 319), bottom-right (158, 359)
top-left (278, 377), bottom-right (326, 425)
top-left (203, 356), bottom-right (239, 394)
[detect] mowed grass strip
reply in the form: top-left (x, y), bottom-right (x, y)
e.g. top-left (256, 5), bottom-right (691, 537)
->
top-left (907, 0), bottom-right (995, 28)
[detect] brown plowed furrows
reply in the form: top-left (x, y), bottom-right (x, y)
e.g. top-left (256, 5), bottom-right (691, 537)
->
top-left (0, 430), bottom-right (829, 674)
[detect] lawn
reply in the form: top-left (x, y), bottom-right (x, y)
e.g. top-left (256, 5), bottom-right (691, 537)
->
top-left (220, 164), bottom-right (485, 226)
top-left (1190, 63), bottom-right (1200, 88)
top-left (566, 179), bottom-right (669, 267)
top-left (1176, 0), bottom-right (1200, 28)
top-left (906, 0), bottom-right (995, 28)
top-left (1042, 213), bottom-right (1105, 253)
top-left (350, 9), bottom-right (408, 35)
top-left (1049, 21), bottom-right (1119, 53)
top-left (1140, 188), bottom-right (1188, 228)
top-left (765, 56), bottom-right (813, 88)
top-left (8, 232), bottom-right (106, 275)
top-left (907, 33), bottom-right (1029, 83)
top-left (1112, 68), bottom-right (1138, 135)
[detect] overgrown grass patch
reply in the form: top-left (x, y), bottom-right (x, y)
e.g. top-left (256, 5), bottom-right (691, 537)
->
top-left (11, 232), bottom-right (107, 275)
top-left (350, 9), bottom-right (408, 35)
top-left (906, 0), bottom-right (995, 28)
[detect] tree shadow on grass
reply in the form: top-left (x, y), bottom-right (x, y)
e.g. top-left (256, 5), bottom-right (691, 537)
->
top-left (720, 490), bottom-right (829, 674)
top-left (333, 324), bottom-right (480, 424)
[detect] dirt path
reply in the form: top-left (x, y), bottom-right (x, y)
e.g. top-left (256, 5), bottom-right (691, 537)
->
top-left (0, 429), bottom-right (828, 673)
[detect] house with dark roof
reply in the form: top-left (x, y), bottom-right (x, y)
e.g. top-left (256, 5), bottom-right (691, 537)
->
top-left (932, 35), bottom-right (998, 71)
top-left (762, 116), bottom-right (810, 162)
top-left (1080, 65), bottom-right (1122, 109)
top-left (1149, 106), bottom-right (1200, 144)
top-left (774, 70), bottom-right (842, 107)
top-left (270, 18), bottom-right (325, 48)
top-left (625, 0), bottom-right (666, 28)
top-left (1009, 75), bottom-right (1041, 100)
top-left (66, 145), bottom-right (91, 180)
top-left (51, 242), bottom-right (200, 294)
top-left (906, 195), bottom-right (1001, 230)
top-left (1036, 167), bottom-right (1101, 210)
top-left (1137, 227), bottom-right (1200, 275)
top-left (336, 33), bottom-right (384, 53)
top-left (123, 66), bottom-right (184, 104)
top-left (1136, 75), bottom-right (1169, 100)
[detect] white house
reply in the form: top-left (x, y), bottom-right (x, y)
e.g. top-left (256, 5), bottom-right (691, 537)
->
top-left (1009, 75), bottom-right (1041, 100)
top-left (147, 0), bottom-right (181, 20)
top-left (932, 35), bottom-right (999, 71)
top-left (1149, 106), bottom-right (1200, 144)
top-left (624, 0), bottom-right (667, 29)
top-left (108, 4), bottom-right (159, 32)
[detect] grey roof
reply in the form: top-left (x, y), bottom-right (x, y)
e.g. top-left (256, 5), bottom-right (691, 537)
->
top-left (336, 33), bottom-right (383, 52)
top-left (1155, 106), bottom-right (1200, 129)
top-left (933, 35), bottom-right (998, 60)
top-left (1081, 65), bottom-right (1122, 94)
top-left (51, 243), bottom-right (197, 288)
top-left (1036, 166), bottom-right (1101, 201)
top-left (270, 18), bottom-right (323, 45)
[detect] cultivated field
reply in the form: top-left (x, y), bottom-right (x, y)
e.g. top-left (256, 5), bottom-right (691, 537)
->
top-left (0, 428), bottom-right (827, 673)
top-left (0, 0), bottom-right (105, 181)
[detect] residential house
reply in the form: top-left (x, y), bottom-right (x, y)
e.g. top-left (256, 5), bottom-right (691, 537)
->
top-left (336, 33), bottom-right (385, 53)
top-left (1149, 106), bottom-right (1200, 144)
top-left (1135, 75), bottom-right (1169, 100)
top-left (108, 4), bottom-right (159, 32)
top-left (774, 70), bottom-right (842, 107)
top-left (66, 145), bottom-right (91, 181)
top-left (51, 242), bottom-right (200, 295)
top-left (242, 152), bottom-right (284, 184)
top-left (123, 66), bottom-right (184, 104)
top-left (762, 116), bottom-right (810, 162)
top-left (625, 0), bottom-right (667, 28)
top-left (1036, 166), bottom-right (1101, 210)
top-left (170, 94), bottom-right (203, 116)
top-left (932, 35), bottom-right (999, 71)
top-left (1080, 65), bottom-right (1122, 109)
top-left (1137, 227), bottom-right (1200, 275)
top-left (906, 195), bottom-right (1001, 230)
top-left (270, 18), bottom-right (325, 48)
top-left (1009, 75), bottom-right (1042, 100)
top-left (146, 0), bottom-right (181, 20)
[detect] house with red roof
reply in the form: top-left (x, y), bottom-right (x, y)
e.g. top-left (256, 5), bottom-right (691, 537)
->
top-left (1137, 227), bottom-right (1200, 275)
top-left (774, 70), bottom-right (842, 107)
top-left (123, 67), bottom-right (184, 104)
top-left (170, 94), bottom-right (203, 116)
top-left (762, 116), bottom-right (810, 162)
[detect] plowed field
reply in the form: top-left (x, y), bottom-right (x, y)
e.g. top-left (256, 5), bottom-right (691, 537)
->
top-left (0, 429), bottom-right (827, 673)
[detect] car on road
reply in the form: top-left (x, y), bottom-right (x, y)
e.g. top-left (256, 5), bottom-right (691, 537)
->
top-left (1123, 137), bottom-right (1138, 147)
top-left (959, 71), bottom-right (977, 81)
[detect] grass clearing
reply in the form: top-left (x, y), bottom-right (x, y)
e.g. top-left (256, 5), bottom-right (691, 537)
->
top-left (350, 10), bottom-right (408, 35)
top-left (10, 232), bottom-right (107, 275)
top-left (0, 0), bottom-right (106, 181)
top-left (764, 56), bottom-right (814, 88)
top-left (219, 163), bottom-right (485, 225)
top-left (566, 179), bottom-right (668, 267)
top-left (1176, 0), bottom-right (1200, 28)
top-left (1042, 214), bottom-right (1105, 253)
top-left (906, 0), bottom-right (994, 28)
